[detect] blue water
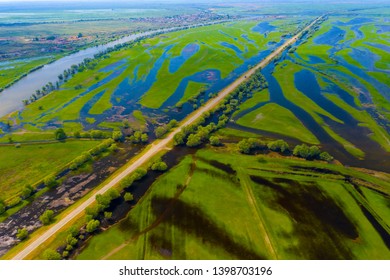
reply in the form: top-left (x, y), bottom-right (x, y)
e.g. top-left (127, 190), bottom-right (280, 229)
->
top-left (336, 18), bottom-right (374, 26)
top-left (162, 47), bottom-right (274, 110)
top-left (350, 25), bottom-right (364, 40)
top-left (112, 45), bottom-right (174, 104)
top-left (336, 56), bottom-right (390, 102)
top-left (259, 64), bottom-right (389, 170)
top-left (322, 77), bottom-right (357, 108)
top-left (30, 66), bottom-right (127, 122)
top-left (292, 52), bottom-right (325, 65)
top-left (366, 42), bottom-right (390, 53)
top-left (80, 90), bottom-right (106, 129)
top-left (241, 34), bottom-right (255, 44)
top-left (252, 22), bottom-right (276, 34)
top-left (314, 26), bottom-right (346, 46)
top-left (308, 55), bottom-right (325, 64)
top-left (169, 43), bottom-right (200, 74)
top-left (220, 42), bottom-right (243, 57)
top-left (99, 59), bottom-right (127, 73)
top-left (162, 69), bottom-right (221, 108)
top-left (294, 70), bottom-right (356, 126)
top-left (349, 48), bottom-right (381, 71)
top-left (376, 24), bottom-right (390, 34)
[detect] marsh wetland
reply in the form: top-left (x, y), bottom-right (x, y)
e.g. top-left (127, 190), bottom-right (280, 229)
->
top-left (0, 1), bottom-right (389, 260)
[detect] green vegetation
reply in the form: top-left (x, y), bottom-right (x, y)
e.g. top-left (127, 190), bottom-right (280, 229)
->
top-left (39, 210), bottom-right (55, 225)
top-left (43, 249), bottom-right (61, 260)
top-left (16, 228), bottom-right (29, 241)
top-left (236, 103), bottom-right (319, 144)
top-left (77, 147), bottom-right (390, 260)
top-left (2, 18), bottom-right (292, 141)
top-left (0, 140), bottom-right (101, 203)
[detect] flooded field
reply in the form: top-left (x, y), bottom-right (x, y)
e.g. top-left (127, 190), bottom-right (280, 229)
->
top-left (75, 148), bottom-right (390, 260)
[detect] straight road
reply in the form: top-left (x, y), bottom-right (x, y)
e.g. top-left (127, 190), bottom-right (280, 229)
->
top-left (12, 15), bottom-right (324, 260)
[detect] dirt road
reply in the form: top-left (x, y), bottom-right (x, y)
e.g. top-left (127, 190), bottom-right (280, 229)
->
top-left (11, 15), bottom-right (323, 260)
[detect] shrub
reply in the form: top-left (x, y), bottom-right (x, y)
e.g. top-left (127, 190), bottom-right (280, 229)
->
top-left (44, 175), bottom-right (59, 189)
top-left (124, 192), bottom-right (134, 202)
top-left (320, 151), bottom-right (334, 162)
top-left (293, 144), bottom-right (310, 159)
top-left (54, 128), bottom-right (67, 140)
top-left (186, 134), bottom-right (202, 147)
top-left (237, 138), bottom-right (265, 154)
top-left (39, 210), bottom-right (55, 225)
top-left (112, 130), bottom-right (123, 142)
top-left (151, 161), bottom-right (168, 171)
top-left (104, 211), bottom-right (112, 219)
top-left (43, 249), bottom-right (61, 260)
top-left (86, 219), bottom-right (100, 233)
top-left (209, 136), bottom-right (221, 146)
top-left (267, 140), bottom-right (290, 153)
top-left (16, 228), bottom-right (29, 240)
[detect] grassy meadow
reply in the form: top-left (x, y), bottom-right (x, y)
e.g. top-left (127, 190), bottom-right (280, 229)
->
top-left (0, 140), bottom-right (102, 203)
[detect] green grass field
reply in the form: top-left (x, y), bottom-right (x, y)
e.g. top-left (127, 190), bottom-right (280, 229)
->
top-left (76, 147), bottom-right (390, 260)
top-left (236, 102), bottom-right (319, 144)
top-left (0, 140), bottom-right (101, 203)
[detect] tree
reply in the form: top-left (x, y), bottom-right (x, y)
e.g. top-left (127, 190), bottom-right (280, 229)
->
top-left (141, 133), bottom-right (148, 143)
top-left (112, 130), bottom-right (123, 142)
top-left (16, 228), bottom-right (29, 240)
top-left (77, 32), bottom-right (83, 38)
top-left (237, 139), bottom-right (251, 154)
top-left (209, 136), bottom-right (221, 146)
top-left (168, 119), bottom-right (178, 128)
top-left (40, 210), bottom-right (55, 225)
top-left (124, 192), bottom-right (134, 202)
top-left (133, 168), bottom-right (147, 181)
top-left (308, 146), bottom-right (321, 159)
top-left (85, 204), bottom-right (102, 218)
top-left (173, 132), bottom-right (185, 146)
top-left (237, 138), bottom-right (265, 154)
top-left (186, 134), bottom-right (202, 147)
top-left (54, 128), bottom-right (67, 140)
top-left (21, 184), bottom-right (34, 198)
top-left (66, 234), bottom-right (78, 246)
top-left (154, 126), bottom-right (167, 138)
top-left (293, 144), bottom-right (310, 159)
top-left (67, 226), bottom-right (79, 238)
top-left (120, 176), bottom-right (134, 189)
top-left (320, 151), bottom-right (334, 162)
top-left (86, 219), bottom-right (100, 233)
top-left (44, 175), bottom-right (59, 189)
top-left (197, 126), bottom-right (210, 141)
top-left (62, 251), bottom-right (69, 258)
top-left (151, 161), bottom-right (168, 171)
top-left (267, 140), bottom-right (289, 153)
top-left (95, 194), bottom-right (111, 209)
top-left (43, 249), bottom-right (61, 260)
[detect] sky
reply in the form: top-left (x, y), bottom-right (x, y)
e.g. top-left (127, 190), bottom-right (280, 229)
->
top-left (0, 0), bottom-right (388, 3)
